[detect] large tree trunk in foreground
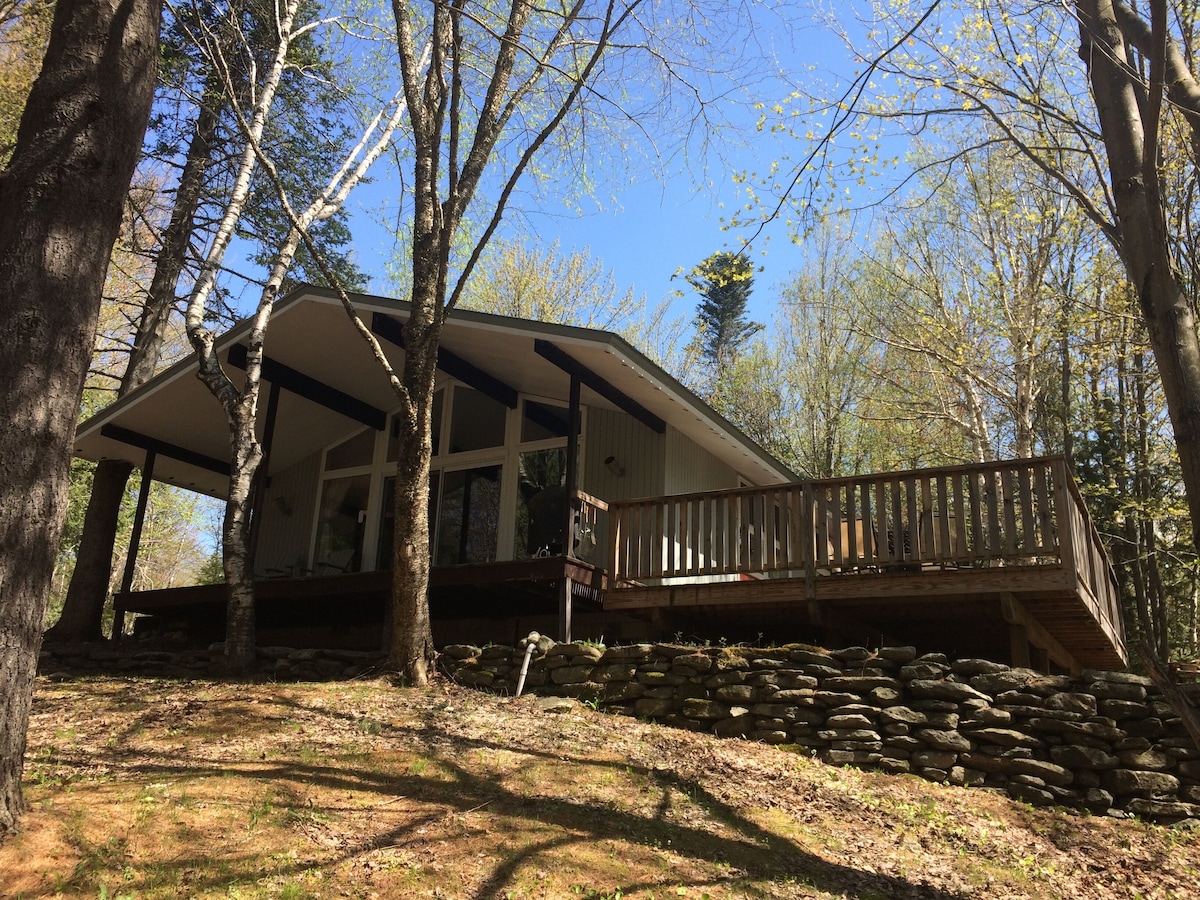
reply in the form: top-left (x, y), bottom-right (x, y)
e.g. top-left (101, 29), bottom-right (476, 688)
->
top-left (386, 308), bottom-right (441, 684)
top-left (220, 417), bottom-right (261, 672)
top-left (0, 0), bottom-right (160, 835)
top-left (47, 74), bottom-right (221, 644)
top-left (46, 458), bottom-right (135, 641)
top-left (1080, 0), bottom-right (1200, 580)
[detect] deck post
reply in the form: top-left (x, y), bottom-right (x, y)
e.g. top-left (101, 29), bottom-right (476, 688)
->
top-left (113, 448), bottom-right (156, 641)
top-left (559, 575), bottom-right (573, 643)
top-left (802, 483), bottom-right (816, 602)
top-left (559, 375), bottom-right (581, 643)
top-left (1052, 458), bottom-right (1078, 588)
top-left (1009, 623), bottom-right (1032, 669)
top-left (1001, 592), bottom-right (1080, 675)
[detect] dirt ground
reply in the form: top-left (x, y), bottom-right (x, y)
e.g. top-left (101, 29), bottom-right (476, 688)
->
top-left (2, 675), bottom-right (1199, 899)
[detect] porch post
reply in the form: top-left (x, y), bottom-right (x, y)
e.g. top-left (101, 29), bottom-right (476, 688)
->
top-left (246, 380), bottom-right (282, 577)
top-left (560, 374), bottom-right (581, 642)
top-left (113, 448), bottom-right (156, 641)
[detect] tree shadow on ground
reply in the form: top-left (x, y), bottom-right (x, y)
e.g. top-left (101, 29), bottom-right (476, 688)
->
top-left (38, 688), bottom-right (976, 900)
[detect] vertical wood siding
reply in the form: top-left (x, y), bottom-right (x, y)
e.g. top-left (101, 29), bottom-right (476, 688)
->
top-left (664, 427), bottom-right (740, 495)
top-left (578, 407), bottom-right (665, 567)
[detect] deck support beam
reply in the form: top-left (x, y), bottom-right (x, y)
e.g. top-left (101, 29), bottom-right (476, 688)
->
top-left (534, 339), bottom-right (666, 434)
top-left (1001, 593), bottom-right (1080, 675)
top-left (113, 448), bottom-right (156, 641)
top-left (559, 374), bottom-right (582, 643)
top-left (371, 313), bottom-right (518, 408)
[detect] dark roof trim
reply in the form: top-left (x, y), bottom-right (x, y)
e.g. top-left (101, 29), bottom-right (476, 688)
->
top-left (534, 339), bottom-right (666, 434)
top-left (370, 312), bottom-right (519, 409)
top-left (101, 424), bottom-right (231, 477)
top-left (228, 343), bottom-right (386, 431)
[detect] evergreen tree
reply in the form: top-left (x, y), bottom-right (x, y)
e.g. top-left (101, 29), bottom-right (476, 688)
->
top-left (687, 251), bottom-right (761, 377)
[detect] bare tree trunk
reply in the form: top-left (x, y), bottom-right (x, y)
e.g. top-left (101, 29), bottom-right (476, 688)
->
top-left (0, 0), bottom-right (160, 835)
top-left (47, 71), bottom-right (223, 643)
top-left (221, 421), bottom-right (261, 671)
top-left (46, 458), bottom-right (135, 640)
top-left (386, 293), bottom-right (442, 684)
top-left (1080, 0), bottom-right (1200, 568)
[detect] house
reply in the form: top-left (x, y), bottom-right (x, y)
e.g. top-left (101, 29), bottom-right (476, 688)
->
top-left (73, 286), bottom-right (1128, 673)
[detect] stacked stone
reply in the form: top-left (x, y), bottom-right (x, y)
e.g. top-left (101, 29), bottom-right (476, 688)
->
top-left (440, 640), bottom-right (1200, 822)
top-left (442, 637), bottom-right (606, 699)
top-left (37, 641), bottom-right (386, 681)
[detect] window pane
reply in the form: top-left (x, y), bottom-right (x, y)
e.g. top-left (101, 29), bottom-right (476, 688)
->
top-left (515, 448), bottom-right (567, 559)
top-left (377, 472), bottom-right (440, 570)
top-left (325, 428), bottom-right (376, 471)
top-left (314, 474), bottom-right (371, 573)
top-left (448, 387), bottom-right (506, 453)
top-left (521, 400), bottom-right (570, 443)
top-left (387, 388), bottom-right (444, 462)
top-left (435, 464), bottom-right (502, 565)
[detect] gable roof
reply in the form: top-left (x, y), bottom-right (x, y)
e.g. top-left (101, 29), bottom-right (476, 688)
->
top-left (73, 285), bottom-right (797, 496)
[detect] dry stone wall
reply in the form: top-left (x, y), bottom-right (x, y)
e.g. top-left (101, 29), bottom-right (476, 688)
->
top-left (441, 639), bottom-right (1200, 822)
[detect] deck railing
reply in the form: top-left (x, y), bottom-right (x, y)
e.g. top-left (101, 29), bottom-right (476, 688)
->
top-left (570, 489), bottom-right (608, 567)
top-left (607, 457), bottom-right (1122, 642)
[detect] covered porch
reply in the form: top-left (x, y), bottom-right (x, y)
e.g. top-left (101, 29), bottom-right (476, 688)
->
top-left (115, 552), bottom-right (608, 650)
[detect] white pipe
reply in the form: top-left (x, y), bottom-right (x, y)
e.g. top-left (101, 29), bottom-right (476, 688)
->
top-left (515, 630), bottom-right (541, 698)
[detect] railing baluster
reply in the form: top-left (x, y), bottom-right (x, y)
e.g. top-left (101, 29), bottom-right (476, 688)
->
top-left (859, 480), bottom-right (874, 567)
top-left (950, 472), bottom-right (968, 563)
top-left (904, 476), bottom-right (918, 563)
top-left (830, 483), bottom-right (844, 568)
top-left (920, 475), bottom-right (934, 562)
top-left (1034, 462), bottom-right (1052, 553)
top-left (1017, 464), bottom-right (1035, 553)
top-left (816, 485), bottom-right (830, 568)
top-left (844, 483), bottom-right (858, 567)
top-left (1001, 467), bottom-right (1018, 555)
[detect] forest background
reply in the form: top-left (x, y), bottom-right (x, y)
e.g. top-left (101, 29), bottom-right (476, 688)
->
top-left (1, 0), bottom-right (1194, 663)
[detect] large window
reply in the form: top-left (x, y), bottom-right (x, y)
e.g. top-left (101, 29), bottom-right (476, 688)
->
top-left (448, 387), bottom-right (506, 452)
top-left (435, 464), bottom-right (503, 565)
top-left (315, 385), bottom-right (583, 573)
top-left (313, 473), bottom-right (371, 573)
top-left (514, 448), bottom-right (567, 558)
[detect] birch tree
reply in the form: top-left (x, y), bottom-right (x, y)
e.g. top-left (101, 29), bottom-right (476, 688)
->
top-left (180, 0), bottom-right (410, 670)
top-left (50, 0), bottom-right (366, 643)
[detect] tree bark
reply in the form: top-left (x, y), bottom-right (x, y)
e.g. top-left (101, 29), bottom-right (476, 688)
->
top-left (47, 68), bottom-right (222, 644)
top-left (1079, 0), bottom-right (1200, 566)
top-left (221, 422), bottom-right (261, 672)
top-left (0, 0), bottom-right (160, 835)
top-left (45, 458), bottom-right (134, 640)
top-left (387, 348), bottom-right (438, 683)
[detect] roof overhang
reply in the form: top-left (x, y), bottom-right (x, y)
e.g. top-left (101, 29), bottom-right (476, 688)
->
top-left (73, 286), bottom-right (797, 497)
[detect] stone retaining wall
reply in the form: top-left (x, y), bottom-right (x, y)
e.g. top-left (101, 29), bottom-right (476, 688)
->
top-left (38, 641), bottom-right (384, 681)
top-left (441, 638), bottom-right (1200, 821)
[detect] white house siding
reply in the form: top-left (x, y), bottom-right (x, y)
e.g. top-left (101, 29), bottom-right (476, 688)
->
top-left (254, 450), bottom-right (321, 575)
top-left (663, 426), bottom-right (741, 495)
top-left (580, 406), bottom-right (666, 503)
top-left (578, 406), bottom-right (665, 568)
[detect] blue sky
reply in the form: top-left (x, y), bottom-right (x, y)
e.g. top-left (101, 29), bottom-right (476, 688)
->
top-left (330, 4), bottom-right (887, 333)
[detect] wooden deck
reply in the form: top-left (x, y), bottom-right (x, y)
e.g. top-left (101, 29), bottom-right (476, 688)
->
top-left (114, 556), bottom-right (605, 647)
top-left (604, 457), bottom-right (1127, 672)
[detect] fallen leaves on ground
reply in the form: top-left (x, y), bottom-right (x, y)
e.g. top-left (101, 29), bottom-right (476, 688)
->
top-left (1, 675), bottom-right (1197, 899)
